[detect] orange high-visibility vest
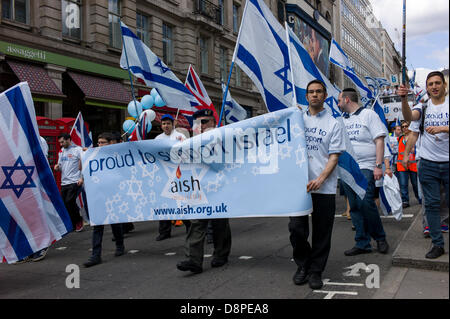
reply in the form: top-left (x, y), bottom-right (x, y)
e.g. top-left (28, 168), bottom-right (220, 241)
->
top-left (397, 135), bottom-right (417, 172)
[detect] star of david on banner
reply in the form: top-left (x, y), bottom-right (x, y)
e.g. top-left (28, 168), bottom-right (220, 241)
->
top-left (0, 156), bottom-right (36, 198)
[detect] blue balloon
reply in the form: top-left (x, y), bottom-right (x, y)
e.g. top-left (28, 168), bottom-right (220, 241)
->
top-left (145, 121), bottom-right (152, 133)
top-left (122, 119), bottom-right (135, 133)
top-left (141, 95), bottom-right (154, 110)
top-left (150, 88), bottom-right (158, 97)
top-left (154, 95), bottom-right (166, 107)
top-left (127, 100), bottom-right (142, 118)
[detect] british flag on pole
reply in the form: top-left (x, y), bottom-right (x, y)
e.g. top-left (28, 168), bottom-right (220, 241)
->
top-left (185, 65), bottom-right (220, 124)
top-left (70, 112), bottom-right (93, 148)
top-left (0, 82), bottom-right (72, 263)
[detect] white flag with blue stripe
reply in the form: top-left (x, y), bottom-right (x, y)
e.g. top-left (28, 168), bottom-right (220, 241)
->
top-left (119, 22), bottom-right (197, 115)
top-left (0, 83), bottom-right (72, 264)
top-left (222, 83), bottom-right (247, 123)
top-left (232, 0), bottom-right (293, 112)
top-left (286, 26), bottom-right (367, 199)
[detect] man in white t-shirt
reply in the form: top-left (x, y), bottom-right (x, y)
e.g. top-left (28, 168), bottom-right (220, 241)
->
top-left (399, 71), bottom-right (449, 259)
top-left (155, 114), bottom-right (190, 241)
top-left (289, 80), bottom-right (345, 290)
top-left (54, 133), bottom-right (83, 232)
top-left (338, 88), bottom-right (390, 256)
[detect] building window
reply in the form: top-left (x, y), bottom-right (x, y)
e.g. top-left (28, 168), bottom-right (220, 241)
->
top-left (220, 47), bottom-right (227, 82)
top-left (199, 36), bottom-right (209, 74)
top-left (2, 0), bottom-right (30, 24)
top-left (235, 64), bottom-right (242, 87)
top-left (233, 3), bottom-right (240, 33)
top-left (162, 23), bottom-right (174, 66)
top-left (136, 12), bottom-right (150, 47)
top-left (62, 0), bottom-right (81, 39)
top-left (108, 0), bottom-right (122, 49)
top-left (219, 0), bottom-right (224, 25)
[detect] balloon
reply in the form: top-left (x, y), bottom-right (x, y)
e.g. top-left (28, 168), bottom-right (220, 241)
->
top-left (122, 119), bottom-right (135, 133)
top-left (154, 95), bottom-right (166, 107)
top-left (150, 88), bottom-right (158, 97)
top-left (145, 121), bottom-right (152, 133)
top-left (140, 109), bottom-right (156, 122)
top-left (141, 95), bottom-right (154, 110)
top-left (127, 100), bottom-right (142, 118)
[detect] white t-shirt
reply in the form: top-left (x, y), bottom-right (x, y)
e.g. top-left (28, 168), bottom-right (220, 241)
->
top-left (409, 96), bottom-right (449, 162)
top-left (304, 109), bottom-right (345, 194)
top-left (408, 120), bottom-right (422, 159)
top-left (58, 144), bottom-right (82, 185)
top-left (343, 108), bottom-right (387, 170)
top-left (155, 129), bottom-right (186, 141)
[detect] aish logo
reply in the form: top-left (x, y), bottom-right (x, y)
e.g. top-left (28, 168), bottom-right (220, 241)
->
top-left (65, 3), bottom-right (80, 29)
top-left (170, 165), bottom-right (201, 193)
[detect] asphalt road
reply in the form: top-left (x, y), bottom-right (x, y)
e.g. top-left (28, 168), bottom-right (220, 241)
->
top-left (0, 192), bottom-right (417, 302)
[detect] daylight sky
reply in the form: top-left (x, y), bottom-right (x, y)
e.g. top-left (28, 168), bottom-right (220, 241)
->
top-left (370, 0), bottom-right (449, 87)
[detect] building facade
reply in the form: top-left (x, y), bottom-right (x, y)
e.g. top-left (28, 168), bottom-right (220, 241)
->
top-left (1, 0), bottom-right (289, 141)
top-left (380, 28), bottom-right (402, 87)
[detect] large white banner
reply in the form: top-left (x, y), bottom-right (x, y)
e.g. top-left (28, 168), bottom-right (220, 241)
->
top-left (82, 107), bottom-right (312, 225)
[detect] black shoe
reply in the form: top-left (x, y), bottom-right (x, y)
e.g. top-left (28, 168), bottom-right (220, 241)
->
top-left (156, 233), bottom-right (171, 241)
top-left (83, 257), bottom-right (101, 268)
top-left (402, 202), bottom-right (410, 208)
top-left (211, 258), bottom-right (228, 268)
top-left (376, 240), bottom-right (389, 254)
top-left (176, 260), bottom-right (203, 274)
top-left (351, 225), bottom-right (356, 231)
top-left (124, 223), bottom-right (135, 234)
top-left (115, 246), bottom-right (125, 257)
top-left (425, 246), bottom-right (445, 259)
top-left (293, 267), bottom-right (309, 285)
top-left (308, 273), bottom-right (323, 290)
top-left (344, 247), bottom-right (372, 256)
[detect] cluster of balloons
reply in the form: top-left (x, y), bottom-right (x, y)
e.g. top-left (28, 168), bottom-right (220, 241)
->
top-left (122, 88), bottom-right (166, 134)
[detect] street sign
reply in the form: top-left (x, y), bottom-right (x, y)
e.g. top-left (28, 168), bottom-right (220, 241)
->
top-left (391, 74), bottom-right (399, 85)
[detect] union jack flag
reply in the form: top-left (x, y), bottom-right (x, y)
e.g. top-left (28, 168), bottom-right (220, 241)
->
top-left (70, 112), bottom-right (93, 148)
top-left (185, 65), bottom-right (219, 124)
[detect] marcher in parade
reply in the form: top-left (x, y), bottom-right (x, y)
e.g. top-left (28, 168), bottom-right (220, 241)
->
top-left (289, 80), bottom-right (345, 289)
top-left (338, 88), bottom-right (390, 256)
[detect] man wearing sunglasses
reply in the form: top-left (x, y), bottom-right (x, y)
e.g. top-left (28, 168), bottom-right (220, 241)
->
top-left (176, 109), bottom-right (232, 274)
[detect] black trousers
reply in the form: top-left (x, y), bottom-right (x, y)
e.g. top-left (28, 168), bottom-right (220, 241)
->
top-left (159, 220), bottom-right (191, 235)
top-left (289, 193), bottom-right (336, 274)
top-left (61, 183), bottom-right (82, 229)
top-left (92, 224), bottom-right (124, 258)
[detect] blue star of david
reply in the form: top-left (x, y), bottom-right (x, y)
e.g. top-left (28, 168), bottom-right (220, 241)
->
top-left (1, 156), bottom-right (36, 198)
top-left (154, 58), bottom-right (170, 74)
top-left (274, 65), bottom-right (293, 96)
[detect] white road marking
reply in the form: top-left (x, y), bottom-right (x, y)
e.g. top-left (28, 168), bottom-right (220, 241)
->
top-left (165, 252), bottom-right (176, 256)
top-left (335, 214), bottom-right (413, 219)
top-left (56, 247), bottom-right (67, 250)
top-left (204, 254), bottom-right (212, 258)
top-left (129, 250), bottom-right (140, 254)
top-left (239, 256), bottom-right (253, 260)
top-left (323, 279), bottom-right (364, 287)
top-left (313, 290), bottom-right (358, 299)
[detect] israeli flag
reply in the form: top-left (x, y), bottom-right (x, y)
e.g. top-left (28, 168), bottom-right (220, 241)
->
top-left (409, 70), bottom-right (416, 90)
top-left (222, 83), bottom-right (247, 123)
top-left (329, 39), bottom-right (374, 108)
top-left (119, 22), bottom-right (197, 115)
top-left (365, 76), bottom-right (379, 97)
top-left (232, 0), bottom-right (293, 112)
top-left (376, 77), bottom-right (391, 88)
top-left (286, 26), bottom-right (367, 199)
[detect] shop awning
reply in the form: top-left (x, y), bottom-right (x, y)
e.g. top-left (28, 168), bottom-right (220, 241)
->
top-left (67, 71), bottom-right (132, 106)
top-left (7, 60), bottom-right (65, 98)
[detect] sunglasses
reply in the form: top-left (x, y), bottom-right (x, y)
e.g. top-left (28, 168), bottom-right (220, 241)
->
top-left (401, 125), bottom-right (408, 128)
top-left (200, 119), bottom-right (212, 124)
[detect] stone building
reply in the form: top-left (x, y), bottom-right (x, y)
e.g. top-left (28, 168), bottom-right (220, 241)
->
top-left (1, 0), bottom-right (289, 141)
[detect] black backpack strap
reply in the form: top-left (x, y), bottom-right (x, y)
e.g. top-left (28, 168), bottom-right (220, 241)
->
top-left (419, 102), bottom-right (428, 135)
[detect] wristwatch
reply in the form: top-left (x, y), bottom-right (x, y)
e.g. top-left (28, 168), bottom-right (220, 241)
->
top-left (375, 163), bottom-right (383, 169)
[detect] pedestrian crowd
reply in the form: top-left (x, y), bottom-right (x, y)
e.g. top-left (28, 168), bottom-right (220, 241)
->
top-left (18, 71), bottom-right (448, 291)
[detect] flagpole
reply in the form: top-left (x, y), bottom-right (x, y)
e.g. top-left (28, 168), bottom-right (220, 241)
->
top-left (401, 0), bottom-right (406, 85)
top-left (69, 111), bottom-right (81, 136)
top-left (218, 0), bottom-right (250, 127)
top-left (119, 19), bottom-right (140, 124)
top-left (285, 22), bottom-right (299, 110)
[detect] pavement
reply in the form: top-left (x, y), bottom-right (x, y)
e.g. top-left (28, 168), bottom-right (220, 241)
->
top-left (373, 205), bottom-right (449, 299)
